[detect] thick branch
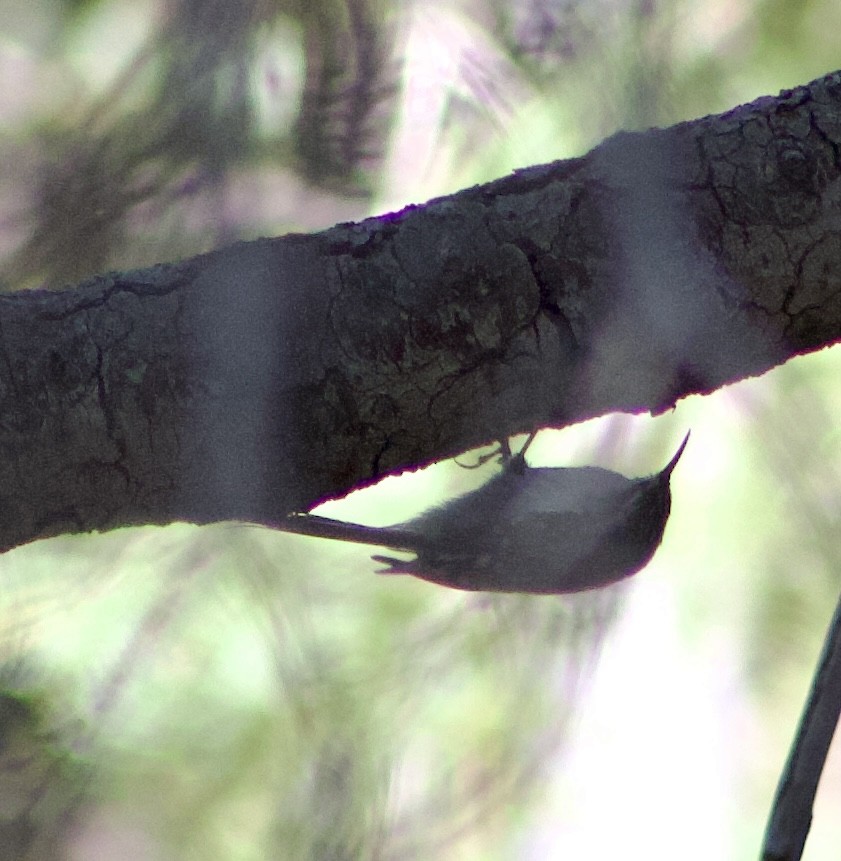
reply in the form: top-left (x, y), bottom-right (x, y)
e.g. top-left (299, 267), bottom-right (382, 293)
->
top-left (1, 70), bottom-right (841, 551)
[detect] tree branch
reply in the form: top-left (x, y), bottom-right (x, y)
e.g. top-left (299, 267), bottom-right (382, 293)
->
top-left (761, 590), bottom-right (841, 861)
top-left (1, 70), bottom-right (841, 551)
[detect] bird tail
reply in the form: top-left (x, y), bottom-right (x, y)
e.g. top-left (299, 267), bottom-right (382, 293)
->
top-left (279, 513), bottom-right (419, 551)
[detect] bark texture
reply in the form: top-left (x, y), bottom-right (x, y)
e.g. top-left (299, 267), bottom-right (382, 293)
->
top-left (1, 70), bottom-right (841, 552)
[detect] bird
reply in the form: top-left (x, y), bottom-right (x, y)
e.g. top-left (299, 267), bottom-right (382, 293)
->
top-left (279, 431), bottom-right (689, 595)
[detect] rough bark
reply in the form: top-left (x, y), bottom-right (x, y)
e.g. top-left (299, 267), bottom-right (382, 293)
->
top-left (1, 69), bottom-right (841, 552)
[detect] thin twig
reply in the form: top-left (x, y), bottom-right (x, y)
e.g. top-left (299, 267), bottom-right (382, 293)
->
top-left (761, 589), bottom-right (841, 861)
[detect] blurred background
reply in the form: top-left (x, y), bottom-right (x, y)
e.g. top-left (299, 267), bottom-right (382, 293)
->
top-left (0, 0), bottom-right (840, 858)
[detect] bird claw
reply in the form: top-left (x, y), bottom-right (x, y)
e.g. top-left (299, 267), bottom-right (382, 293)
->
top-left (455, 431), bottom-right (538, 470)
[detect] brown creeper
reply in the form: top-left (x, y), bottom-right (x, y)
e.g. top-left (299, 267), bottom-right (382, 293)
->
top-left (281, 432), bottom-right (689, 595)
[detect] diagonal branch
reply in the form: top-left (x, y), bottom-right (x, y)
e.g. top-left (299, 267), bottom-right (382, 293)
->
top-left (761, 589), bottom-right (841, 861)
top-left (1, 70), bottom-right (841, 551)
